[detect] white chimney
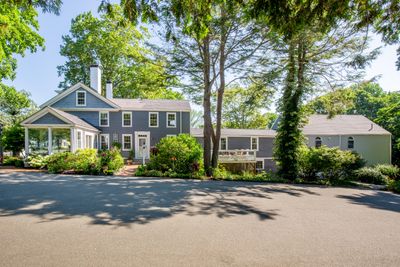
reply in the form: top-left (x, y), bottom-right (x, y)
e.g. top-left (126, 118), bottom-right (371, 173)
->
top-left (106, 81), bottom-right (113, 99)
top-left (90, 64), bottom-right (102, 95)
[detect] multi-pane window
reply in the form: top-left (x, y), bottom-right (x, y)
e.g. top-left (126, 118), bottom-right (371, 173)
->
top-left (100, 134), bottom-right (109, 150)
top-left (315, 137), bottom-right (322, 148)
top-left (220, 137), bottom-right (227, 150)
top-left (251, 137), bottom-right (258, 151)
top-left (99, 111), bottom-right (109, 126)
top-left (149, 112), bottom-right (158, 127)
top-left (77, 131), bottom-right (82, 149)
top-left (122, 112), bottom-right (132, 127)
top-left (76, 91), bottom-right (86, 106)
top-left (348, 137), bottom-right (354, 149)
top-left (122, 134), bottom-right (132, 151)
top-left (167, 112), bottom-right (176, 128)
top-left (256, 160), bottom-right (264, 170)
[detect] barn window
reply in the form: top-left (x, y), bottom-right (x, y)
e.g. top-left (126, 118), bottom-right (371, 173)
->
top-left (315, 137), bottom-right (322, 148)
top-left (348, 137), bottom-right (354, 149)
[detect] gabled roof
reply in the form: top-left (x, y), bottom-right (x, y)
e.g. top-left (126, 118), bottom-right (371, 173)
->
top-left (40, 82), bottom-right (120, 109)
top-left (21, 107), bottom-right (99, 132)
top-left (191, 128), bottom-right (276, 137)
top-left (111, 98), bottom-right (191, 112)
top-left (302, 115), bottom-right (390, 135)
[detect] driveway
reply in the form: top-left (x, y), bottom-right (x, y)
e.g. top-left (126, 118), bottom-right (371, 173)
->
top-left (0, 172), bottom-right (400, 266)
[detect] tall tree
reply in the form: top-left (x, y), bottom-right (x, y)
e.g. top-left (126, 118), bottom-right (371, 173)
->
top-left (58, 5), bottom-right (181, 99)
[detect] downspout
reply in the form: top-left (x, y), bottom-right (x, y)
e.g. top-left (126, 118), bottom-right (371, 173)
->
top-left (180, 111), bottom-right (182, 134)
top-left (339, 135), bottom-right (342, 149)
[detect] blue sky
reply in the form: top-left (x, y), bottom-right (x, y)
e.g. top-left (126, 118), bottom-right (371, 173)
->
top-left (4, 1), bottom-right (400, 106)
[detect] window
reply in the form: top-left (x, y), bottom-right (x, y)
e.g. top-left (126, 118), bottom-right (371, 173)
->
top-left (77, 130), bottom-right (82, 149)
top-left (348, 137), bottom-right (354, 149)
top-left (251, 137), bottom-right (258, 151)
top-left (122, 134), bottom-right (132, 151)
top-left (149, 112), bottom-right (158, 127)
top-left (167, 112), bottom-right (177, 128)
top-left (100, 134), bottom-right (109, 150)
top-left (315, 137), bottom-right (322, 148)
top-left (256, 160), bottom-right (264, 170)
top-left (99, 111), bottom-right (109, 127)
top-left (122, 112), bottom-right (132, 127)
top-left (85, 135), bottom-right (93, 148)
top-left (76, 91), bottom-right (86, 106)
top-left (112, 133), bottom-right (118, 142)
top-left (220, 137), bottom-right (227, 150)
top-left (166, 134), bottom-right (176, 137)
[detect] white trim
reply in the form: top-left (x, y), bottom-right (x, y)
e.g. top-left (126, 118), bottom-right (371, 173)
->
top-left (255, 159), bottom-right (264, 170)
top-left (166, 134), bottom-right (176, 137)
top-left (122, 111), bottom-right (132, 127)
top-left (77, 130), bottom-right (83, 149)
top-left (84, 132), bottom-right (95, 149)
top-left (99, 111), bottom-right (109, 127)
top-left (122, 134), bottom-right (133, 151)
top-left (57, 108), bottom-right (117, 112)
top-left (220, 137), bottom-right (228, 151)
top-left (251, 136), bottom-right (259, 151)
top-left (40, 82), bottom-right (120, 109)
top-left (166, 112), bottom-right (177, 128)
top-left (22, 107), bottom-right (72, 125)
top-left (76, 91), bottom-right (86, 106)
top-left (134, 131), bottom-right (150, 159)
top-left (149, 112), bottom-right (159, 128)
top-left (99, 134), bottom-right (110, 150)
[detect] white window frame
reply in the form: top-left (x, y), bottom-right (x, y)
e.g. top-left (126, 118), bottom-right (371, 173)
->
top-left (76, 91), bottom-right (86, 106)
top-left (149, 112), bottom-right (159, 128)
top-left (99, 134), bottom-right (110, 150)
top-left (122, 134), bottom-right (133, 151)
top-left (122, 111), bottom-right (132, 127)
top-left (166, 134), bottom-right (176, 137)
top-left (256, 160), bottom-right (264, 170)
top-left (166, 112), bottom-right (177, 128)
top-left (99, 111), bottom-right (109, 127)
top-left (220, 137), bottom-right (228, 151)
top-left (77, 130), bottom-right (83, 149)
top-left (251, 137), bottom-right (259, 151)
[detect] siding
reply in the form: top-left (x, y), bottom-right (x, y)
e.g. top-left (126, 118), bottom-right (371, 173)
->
top-left (67, 110), bottom-right (190, 157)
top-left (32, 113), bottom-right (67, 125)
top-left (51, 87), bottom-right (115, 109)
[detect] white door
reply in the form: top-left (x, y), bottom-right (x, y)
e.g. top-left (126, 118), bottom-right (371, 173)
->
top-left (135, 132), bottom-right (150, 159)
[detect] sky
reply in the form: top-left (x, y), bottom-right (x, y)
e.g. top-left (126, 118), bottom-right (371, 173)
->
top-left (4, 1), bottom-right (400, 107)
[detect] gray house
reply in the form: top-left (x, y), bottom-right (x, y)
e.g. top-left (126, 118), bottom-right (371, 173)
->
top-left (22, 65), bottom-right (391, 169)
top-left (21, 65), bottom-right (191, 159)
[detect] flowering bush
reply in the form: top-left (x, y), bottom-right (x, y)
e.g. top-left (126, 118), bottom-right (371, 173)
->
top-left (99, 147), bottom-right (124, 175)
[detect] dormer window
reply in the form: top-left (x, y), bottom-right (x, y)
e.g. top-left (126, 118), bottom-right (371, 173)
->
top-left (76, 91), bottom-right (86, 106)
top-left (348, 137), bottom-right (354, 149)
top-left (315, 137), bottom-right (322, 148)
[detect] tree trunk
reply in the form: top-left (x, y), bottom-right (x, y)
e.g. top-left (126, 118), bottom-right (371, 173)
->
top-left (202, 34), bottom-right (213, 177)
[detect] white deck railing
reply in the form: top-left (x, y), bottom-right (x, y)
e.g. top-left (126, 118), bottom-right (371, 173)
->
top-left (218, 149), bottom-right (257, 163)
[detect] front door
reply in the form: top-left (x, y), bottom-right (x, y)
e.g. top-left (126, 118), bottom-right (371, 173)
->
top-left (135, 131), bottom-right (150, 159)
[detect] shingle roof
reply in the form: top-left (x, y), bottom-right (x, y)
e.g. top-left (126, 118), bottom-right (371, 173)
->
top-left (48, 107), bottom-right (99, 132)
top-left (191, 128), bottom-right (276, 137)
top-left (302, 115), bottom-right (390, 135)
top-left (111, 98), bottom-right (191, 112)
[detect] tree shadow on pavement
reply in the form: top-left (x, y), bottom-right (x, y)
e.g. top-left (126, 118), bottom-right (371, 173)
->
top-left (0, 172), bottom-right (318, 227)
top-left (337, 191), bottom-right (400, 213)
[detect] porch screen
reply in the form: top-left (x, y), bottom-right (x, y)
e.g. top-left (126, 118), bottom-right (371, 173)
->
top-left (28, 129), bottom-right (48, 155)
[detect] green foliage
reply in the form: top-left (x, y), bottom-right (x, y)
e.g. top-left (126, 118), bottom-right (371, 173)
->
top-left (58, 5), bottom-right (180, 99)
top-left (353, 167), bottom-right (387, 185)
top-left (147, 134), bottom-right (202, 174)
top-left (374, 164), bottom-right (399, 180)
top-left (387, 179), bottom-right (400, 194)
top-left (1, 124), bottom-right (24, 155)
top-left (222, 85), bottom-right (277, 129)
top-left (111, 141), bottom-right (122, 150)
top-left (298, 146), bottom-right (365, 183)
top-left (3, 156), bottom-right (23, 167)
top-left (46, 148), bottom-right (124, 175)
top-left (99, 148), bottom-right (124, 175)
top-left (27, 154), bottom-right (49, 169)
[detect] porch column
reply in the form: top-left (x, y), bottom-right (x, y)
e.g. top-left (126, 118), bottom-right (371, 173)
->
top-left (24, 128), bottom-right (29, 157)
top-left (70, 128), bottom-right (75, 152)
top-left (48, 128), bottom-right (52, 155)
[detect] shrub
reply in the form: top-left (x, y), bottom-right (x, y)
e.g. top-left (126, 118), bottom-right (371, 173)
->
top-left (298, 146), bottom-right (365, 183)
top-left (47, 152), bottom-right (75, 173)
top-left (3, 156), bottom-right (24, 167)
top-left (353, 167), bottom-right (387, 185)
top-left (27, 154), bottom-right (49, 169)
top-left (147, 134), bottom-right (202, 174)
top-left (73, 149), bottom-right (100, 174)
top-left (99, 148), bottom-right (124, 175)
top-left (387, 179), bottom-right (400, 193)
top-left (375, 164), bottom-right (399, 180)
